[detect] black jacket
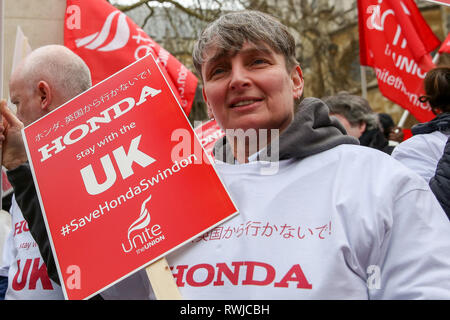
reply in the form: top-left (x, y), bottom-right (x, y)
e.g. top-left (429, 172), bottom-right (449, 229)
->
top-left (429, 136), bottom-right (450, 219)
top-left (359, 128), bottom-right (394, 155)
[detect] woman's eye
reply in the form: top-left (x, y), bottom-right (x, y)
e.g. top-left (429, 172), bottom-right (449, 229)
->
top-left (252, 58), bottom-right (268, 65)
top-left (212, 67), bottom-right (225, 75)
top-left (208, 66), bottom-right (227, 79)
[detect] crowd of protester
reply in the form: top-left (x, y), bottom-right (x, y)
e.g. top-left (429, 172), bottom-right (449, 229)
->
top-left (0, 10), bottom-right (449, 300)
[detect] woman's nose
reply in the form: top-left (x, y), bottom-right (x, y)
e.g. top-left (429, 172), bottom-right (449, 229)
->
top-left (229, 64), bottom-right (251, 90)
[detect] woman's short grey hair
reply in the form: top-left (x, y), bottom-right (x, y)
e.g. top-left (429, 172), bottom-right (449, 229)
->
top-left (192, 10), bottom-right (298, 78)
top-left (22, 45), bottom-right (92, 100)
top-left (322, 93), bottom-right (379, 130)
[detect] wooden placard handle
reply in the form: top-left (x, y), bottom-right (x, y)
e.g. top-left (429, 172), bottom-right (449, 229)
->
top-left (145, 257), bottom-right (182, 300)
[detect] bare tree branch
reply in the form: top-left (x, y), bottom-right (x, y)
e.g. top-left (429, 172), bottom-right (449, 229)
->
top-left (141, 3), bottom-right (155, 29)
top-left (115, 0), bottom-right (150, 12)
top-left (116, 0), bottom-right (215, 21)
top-left (114, 0), bottom-right (364, 116)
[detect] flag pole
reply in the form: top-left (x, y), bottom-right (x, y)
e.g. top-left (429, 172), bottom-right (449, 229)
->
top-left (397, 110), bottom-right (410, 127)
top-left (360, 66), bottom-right (368, 99)
top-left (432, 52), bottom-right (441, 65)
top-left (145, 258), bottom-right (182, 300)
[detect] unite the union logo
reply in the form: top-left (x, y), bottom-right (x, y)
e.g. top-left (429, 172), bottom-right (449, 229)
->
top-left (75, 11), bottom-right (130, 52)
top-left (121, 194), bottom-right (165, 254)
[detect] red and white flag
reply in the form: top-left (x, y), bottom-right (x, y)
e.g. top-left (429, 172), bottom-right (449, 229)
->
top-left (64, 0), bottom-right (198, 116)
top-left (438, 32), bottom-right (450, 54)
top-left (358, 0), bottom-right (440, 122)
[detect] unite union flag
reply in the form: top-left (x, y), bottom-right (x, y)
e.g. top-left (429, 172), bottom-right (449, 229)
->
top-left (64, 0), bottom-right (198, 116)
top-left (358, 0), bottom-right (441, 122)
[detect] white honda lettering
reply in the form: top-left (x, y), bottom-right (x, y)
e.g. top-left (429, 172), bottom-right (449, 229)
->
top-left (38, 85), bottom-right (160, 162)
top-left (38, 136), bottom-right (66, 162)
top-left (136, 86), bottom-right (161, 106)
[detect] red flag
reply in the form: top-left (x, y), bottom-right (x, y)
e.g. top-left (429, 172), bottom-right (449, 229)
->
top-left (64, 0), bottom-right (198, 116)
top-left (358, 0), bottom-right (440, 122)
top-left (438, 32), bottom-right (450, 54)
top-left (402, 128), bottom-right (413, 140)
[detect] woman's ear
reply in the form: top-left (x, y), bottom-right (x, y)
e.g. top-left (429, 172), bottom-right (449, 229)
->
top-left (202, 87), bottom-right (215, 120)
top-left (207, 107), bottom-right (214, 120)
top-left (292, 65), bottom-right (304, 99)
top-left (37, 81), bottom-right (52, 111)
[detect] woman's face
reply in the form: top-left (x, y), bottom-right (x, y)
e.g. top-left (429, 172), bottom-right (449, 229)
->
top-left (201, 41), bottom-right (303, 133)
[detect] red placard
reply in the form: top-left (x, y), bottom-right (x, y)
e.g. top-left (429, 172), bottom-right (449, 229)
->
top-left (22, 53), bottom-right (238, 300)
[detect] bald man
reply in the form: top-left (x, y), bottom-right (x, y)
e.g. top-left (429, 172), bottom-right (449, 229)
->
top-left (2, 45), bottom-right (91, 173)
top-left (0, 45), bottom-right (151, 299)
top-left (9, 45), bottom-right (91, 126)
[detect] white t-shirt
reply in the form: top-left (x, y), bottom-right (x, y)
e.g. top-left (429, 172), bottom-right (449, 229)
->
top-left (392, 131), bottom-right (450, 183)
top-left (0, 210), bottom-right (12, 277)
top-left (4, 196), bottom-right (64, 300)
top-left (165, 144), bottom-right (450, 299)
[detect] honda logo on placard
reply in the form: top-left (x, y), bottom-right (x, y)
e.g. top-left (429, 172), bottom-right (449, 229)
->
top-left (121, 195), bottom-right (166, 255)
top-left (75, 11), bottom-right (130, 52)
